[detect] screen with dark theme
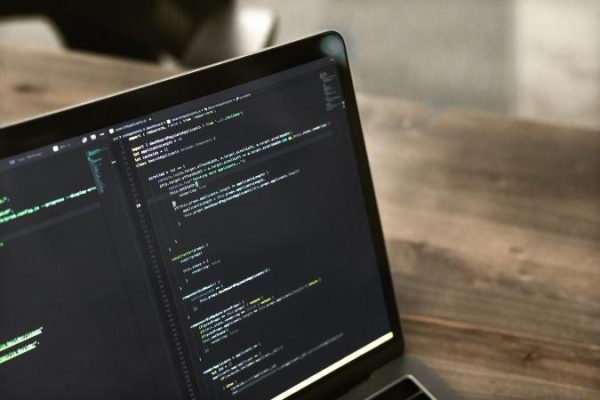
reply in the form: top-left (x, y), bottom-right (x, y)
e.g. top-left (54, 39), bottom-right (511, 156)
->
top-left (0, 57), bottom-right (393, 400)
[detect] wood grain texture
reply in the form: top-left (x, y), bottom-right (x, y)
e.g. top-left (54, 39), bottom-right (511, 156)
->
top-left (1, 41), bottom-right (598, 399)
top-left (0, 40), bottom-right (175, 126)
top-left (357, 95), bottom-right (600, 398)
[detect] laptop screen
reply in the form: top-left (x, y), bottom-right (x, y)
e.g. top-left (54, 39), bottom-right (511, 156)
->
top-left (0, 54), bottom-right (394, 399)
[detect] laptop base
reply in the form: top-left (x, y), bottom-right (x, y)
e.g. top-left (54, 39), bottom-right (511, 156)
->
top-left (338, 355), bottom-right (458, 400)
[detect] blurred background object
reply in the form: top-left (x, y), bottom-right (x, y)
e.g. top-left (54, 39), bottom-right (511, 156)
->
top-left (0, 0), bottom-right (277, 66)
top-left (1, 0), bottom-right (599, 128)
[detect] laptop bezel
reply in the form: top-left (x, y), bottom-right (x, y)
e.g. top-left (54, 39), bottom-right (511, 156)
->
top-left (0, 31), bottom-right (405, 399)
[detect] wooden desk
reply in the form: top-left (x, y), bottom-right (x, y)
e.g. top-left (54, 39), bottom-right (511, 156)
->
top-left (1, 40), bottom-right (599, 399)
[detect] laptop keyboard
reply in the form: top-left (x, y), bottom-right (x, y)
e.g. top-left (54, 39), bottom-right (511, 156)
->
top-left (365, 375), bottom-right (435, 400)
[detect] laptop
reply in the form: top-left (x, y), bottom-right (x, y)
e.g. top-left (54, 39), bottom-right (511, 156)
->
top-left (0, 32), bottom-right (457, 399)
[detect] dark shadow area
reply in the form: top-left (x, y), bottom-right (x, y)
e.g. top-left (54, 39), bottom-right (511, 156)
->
top-left (0, 0), bottom-right (277, 67)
